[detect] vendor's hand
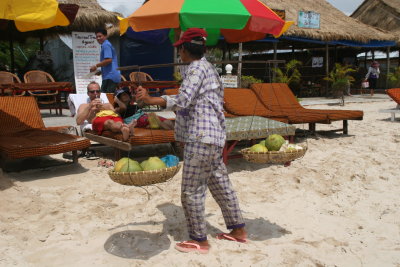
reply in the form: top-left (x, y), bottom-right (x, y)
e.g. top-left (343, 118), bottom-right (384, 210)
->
top-left (90, 65), bottom-right (97, 72)
top-left (136, 86), bottom-right (150, 103)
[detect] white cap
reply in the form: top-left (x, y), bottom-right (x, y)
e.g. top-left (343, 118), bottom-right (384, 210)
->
top-left (225, 64), bottom-right (233, 74)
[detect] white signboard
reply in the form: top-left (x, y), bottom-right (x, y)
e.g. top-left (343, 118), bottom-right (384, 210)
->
top-left (221, 75), bottom-right (238, 88)
top-left (72, 32), bottom-right (102, 94)
top-left (312, 57), bottom-right (324, 68)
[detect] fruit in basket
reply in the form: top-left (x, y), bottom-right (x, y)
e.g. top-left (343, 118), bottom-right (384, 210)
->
top-left (140, 160), bottom-right (149, 170)
top-left (286, 144), bottom-right (303, 152)
top-left (114, 157), bottom-right (142, 172)
top-left (142, 156), bottom-right (167, 171)
top-left (114, 157), bottom-right (129, 172)
top-left (259, 140), bottom-right (266, 146)
top-left (265, 134), bottom-right (285, 151)
top-left (249, 144), bottom-right (268, 152)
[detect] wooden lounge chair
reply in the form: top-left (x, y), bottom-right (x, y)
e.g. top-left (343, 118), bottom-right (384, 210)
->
top-left (0, 96), bottom-right (90, 168)
top-left (67, 93), bottom-right (175, 158)
top-left (380, 88), bottom-right (400, 121)
top-left (223, 88), bottom-right (292, 123)
top-left (386, 88), bottom-right (400, 107)
top-left (0, 71), bottom-right (25, 96)
top-left (251, 83), bottom-right (364, 134)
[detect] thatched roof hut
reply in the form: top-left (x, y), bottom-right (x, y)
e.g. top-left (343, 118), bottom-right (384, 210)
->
top-left (260, 0), bottom-right (396, 43)
top-left (56, 0), bottom-right (121, 36)
top-left (351, 0), bottom-right (400, 42)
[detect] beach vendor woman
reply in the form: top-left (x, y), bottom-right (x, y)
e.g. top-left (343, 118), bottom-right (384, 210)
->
top-left (136, 28), bottom-right (246, 254)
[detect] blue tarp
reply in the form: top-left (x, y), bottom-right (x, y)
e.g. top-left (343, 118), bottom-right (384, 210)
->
top-left (119, 31), bottom-right (174, 82)
top-left (256, 36), bottom-right (397, 48)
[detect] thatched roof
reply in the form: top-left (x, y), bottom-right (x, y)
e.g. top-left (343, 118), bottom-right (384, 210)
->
top-left (260, 0), bottom-right (396, 43)
top-left (351, 0), bottom-right (400, 42)
top-left (55, 0), bottom-right (121, 36)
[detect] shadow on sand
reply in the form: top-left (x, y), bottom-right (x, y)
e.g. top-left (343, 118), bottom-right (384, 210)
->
top-left (104, 203), bottom-right (289, 259)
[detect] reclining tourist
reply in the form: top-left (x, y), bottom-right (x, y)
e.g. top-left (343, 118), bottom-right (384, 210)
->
top-left (76, 81), bottom-right (136, 141)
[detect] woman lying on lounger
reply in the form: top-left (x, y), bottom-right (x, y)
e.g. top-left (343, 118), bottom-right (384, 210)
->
top-left (113, 87), bottom-right (174, 130)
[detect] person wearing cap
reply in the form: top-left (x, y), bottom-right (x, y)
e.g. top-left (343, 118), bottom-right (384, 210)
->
top-left (90, 28), bottom-right (121, 93)
top-left (77, 82), bottom-right (136, 141)
top-left (136, 28), bottom-right (246, 254)
top-left (365, 61), bottom-right (380, 96)
top-left (113, 88), bottom-right (174, 129)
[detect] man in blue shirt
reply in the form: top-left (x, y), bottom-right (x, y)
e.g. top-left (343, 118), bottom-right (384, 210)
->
top-left (90, 28), bottom-right (121, 93)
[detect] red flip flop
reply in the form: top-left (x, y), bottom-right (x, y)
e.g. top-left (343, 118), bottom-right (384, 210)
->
top-left (216, 233), bottom-right (247, 243)
top-left (175, 241), bottom-right (209, 254)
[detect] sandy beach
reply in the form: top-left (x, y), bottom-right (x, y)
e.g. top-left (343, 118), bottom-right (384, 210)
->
top-left (0, 99), bottom-right (399, 266)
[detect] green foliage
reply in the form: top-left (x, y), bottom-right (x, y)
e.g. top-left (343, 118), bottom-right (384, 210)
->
top-left (241, 75), bottom-right (263, 88)
top-left (0, 40), bottom-right (39, 71)
top-left (241, 75), bottom-right (262, 84)
top-left (272, 59), bottom-right (302, 85)
top-left (388, 67), bottom-right (400, 88)
top-left (324, 63), bottom-right (356, 95)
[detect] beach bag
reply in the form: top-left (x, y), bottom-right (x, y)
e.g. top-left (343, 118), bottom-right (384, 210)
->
top-left (361, 81), bottom-right (369, 88)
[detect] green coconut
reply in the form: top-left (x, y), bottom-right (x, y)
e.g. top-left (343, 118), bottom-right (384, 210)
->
top-left (140, 160), bottom-right (149, 170)
top-left (114, 157), bottom-right (129, 172)
top-left (142, 156), bottom-right (167, 171)
top-left (114, 158), bottom-right (142, 172)
top-left (126, 159), bottom-right (142, 172)
top-left (259, 140), bottom-right (266, 147)
top-left (265, 134), bottom-right (285, 151)
top-left (249, 144), bottom-right (268, 152)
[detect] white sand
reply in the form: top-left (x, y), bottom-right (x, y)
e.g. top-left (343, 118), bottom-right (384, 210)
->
top-left (1, 100), bottom-right (399, 266)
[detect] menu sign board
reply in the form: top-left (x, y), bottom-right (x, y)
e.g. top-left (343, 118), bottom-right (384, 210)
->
top-left (72, 32), bottom-right (102, 94)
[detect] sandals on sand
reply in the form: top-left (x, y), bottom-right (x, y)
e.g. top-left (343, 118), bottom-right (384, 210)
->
top-left (175, 241), bottom-right (209, 254)
top-left (98, 159), bottom-right (114, 168)
top-left (216, 233), bottom-right (247, 243)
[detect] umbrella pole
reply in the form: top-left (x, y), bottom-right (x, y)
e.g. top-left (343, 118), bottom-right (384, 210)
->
top-left (238, 42), bottom-right (243, 88)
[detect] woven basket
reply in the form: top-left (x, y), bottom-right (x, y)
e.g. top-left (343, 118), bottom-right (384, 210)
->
top-left (240, 143), bottom-right (307, 164)
top-left (108, 164), bottom-right (181, 186)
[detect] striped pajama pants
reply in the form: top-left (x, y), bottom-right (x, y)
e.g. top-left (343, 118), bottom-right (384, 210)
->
top-left (182, 142), bottom-right (245, 241)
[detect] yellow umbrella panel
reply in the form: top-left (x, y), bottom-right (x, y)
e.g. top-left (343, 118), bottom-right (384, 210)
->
top-left (0, 0), bottom-right (77, 32)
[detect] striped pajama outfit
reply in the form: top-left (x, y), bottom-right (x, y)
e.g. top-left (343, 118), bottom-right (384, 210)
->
top-left (182, 142), bottom-right (244, 241)
top-left (161, 57), bottom-right (245, 241)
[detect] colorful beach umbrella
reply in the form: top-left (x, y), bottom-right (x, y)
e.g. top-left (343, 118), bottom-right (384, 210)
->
top-left (120, 0), bottom-right (293, 45)
top-left (0, 0), bottom-right (78, 32)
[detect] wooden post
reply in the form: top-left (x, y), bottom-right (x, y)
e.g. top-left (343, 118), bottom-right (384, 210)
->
top-left (364, 51), bottom-right (368, 69)
top-left (273, 42), bottom-right (278, 81)
top-left (325, 44), bottom-right (329, 95)
top-left (292, 45), bottom-right (295, 60)
top-left (9, 34), bottom-right (15, 73)
top-left (372, 49), bottom-right (375, 61)
top-left (386, 46), bottom-right (391, 89)
top-left (238, 42), bottom-right (243, 88)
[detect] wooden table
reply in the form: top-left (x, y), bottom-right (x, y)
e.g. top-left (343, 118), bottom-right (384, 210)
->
top-left (0, 82), bottom-right (74, 115)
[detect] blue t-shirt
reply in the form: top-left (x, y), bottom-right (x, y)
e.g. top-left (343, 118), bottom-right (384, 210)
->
top-left (100, 39), bottom-right (121, 83)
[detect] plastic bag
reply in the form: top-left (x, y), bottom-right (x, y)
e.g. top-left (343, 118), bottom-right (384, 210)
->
top-left (160, 155), bottom-right (180, 167)
top-left (361, 81), bottom-right (369, 88)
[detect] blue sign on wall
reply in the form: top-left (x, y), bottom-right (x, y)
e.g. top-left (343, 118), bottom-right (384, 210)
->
top-left (298, 11), bottom-right (320, 29)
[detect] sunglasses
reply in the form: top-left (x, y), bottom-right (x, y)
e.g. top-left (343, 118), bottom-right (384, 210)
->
top-left (89, 90), bottom-right (100, 93)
